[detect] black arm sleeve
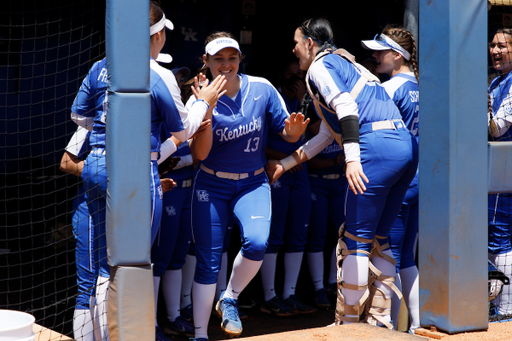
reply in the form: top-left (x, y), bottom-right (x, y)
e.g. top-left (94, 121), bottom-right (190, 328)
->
top-left (339, 116), bottom-right (360, 144)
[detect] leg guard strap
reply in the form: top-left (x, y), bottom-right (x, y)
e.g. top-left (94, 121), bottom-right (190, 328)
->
top-left (365, 286), bottom-right (394, 329)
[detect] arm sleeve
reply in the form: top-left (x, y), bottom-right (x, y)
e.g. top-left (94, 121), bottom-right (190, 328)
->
top-left (330, 89), bottom-right (360, 162)
top-left (299, 121), bottom-right (334, 159)
top-left (489, 92), bottom-right (512, 138)
top-left (171, 100), bottom-right (209, 142)
top-left (65, 126), bottom-right (91, 159)
top-left (157, 138), bottom-right (178, 165)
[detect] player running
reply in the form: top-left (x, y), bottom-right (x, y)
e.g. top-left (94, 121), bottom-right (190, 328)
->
top-left (187, 32), bottom-right (309, 341)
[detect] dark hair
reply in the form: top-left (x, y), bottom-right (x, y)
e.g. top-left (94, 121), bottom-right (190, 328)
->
top-left (299, 18), bottom-right (335, 54)
top-left (381, 25), bottom-right (419, 83)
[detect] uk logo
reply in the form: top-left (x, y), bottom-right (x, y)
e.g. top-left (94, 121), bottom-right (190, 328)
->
top-left (322, 86), bottom-right (331, 96)
top-left (196, 190), bottom-right (209, 202)
top-left (271, 180), bottom-right (281, 189)
top-left (158, 185), bottom-right (163, 199)
top-left (165, 206), bottom-right (176, 216)
top-left (506, 105), bottom-right (512, 115)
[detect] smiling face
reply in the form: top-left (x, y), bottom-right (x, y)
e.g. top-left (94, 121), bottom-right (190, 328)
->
top-left (372, 49), bottom-right (399, 76)
top-left (293, 28), bottom-right (313, 71)
top-left (490, 33), bottom-right (512, 74)
top-left (204, 47), bottom-right (241, 82)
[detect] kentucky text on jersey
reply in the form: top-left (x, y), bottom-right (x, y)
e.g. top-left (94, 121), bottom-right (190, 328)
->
top-left (216, 116), bottom-right (262, 142)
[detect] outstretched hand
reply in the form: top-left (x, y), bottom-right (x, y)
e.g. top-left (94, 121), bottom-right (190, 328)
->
top-left (265, 159), bottom-right (286, 185)
top-left (345, 161), bottom-right (369, 195)
top-left (191, 74), bottom-right (227, 108)
top-left (284, 112), bottom-right (310, 140)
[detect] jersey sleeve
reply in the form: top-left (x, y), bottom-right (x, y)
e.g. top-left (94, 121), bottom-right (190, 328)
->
top-left (265, 83), bottom-right (289, 135)
top-left (71, 68), bottom-right (97, 130)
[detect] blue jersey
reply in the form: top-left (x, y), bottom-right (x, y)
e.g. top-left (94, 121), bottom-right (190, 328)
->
top-left (71, 58), bottom-right (108, 148)
top-left (309, 53), bottom-right (400, 125)
top-left (188, 74), bottom-right (289, 173)
top-left (308, 138), bottom-right (345, 176)
top-left (150, 58), bottom-right (186, 152)
top-left (266, 88), bottom-right (307, 155)
top-left (489, 72), bottom-right (512, 141)
top-left (382, 72), bottom-right (419, 140)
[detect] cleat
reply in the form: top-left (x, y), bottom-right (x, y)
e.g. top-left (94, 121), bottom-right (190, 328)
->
top-left (315, 288), bottom-right (331, 309)
top-left (325, 282), bottom-right (337, 300)
top-left (216, 294), bottom-right (243, 337)
top-left (181, 304), bottom-right (193, 323)
top-left (164, 315), bottom-right (195, 337)
top-left (156, 326), bottom-right (172, 341)
top-left (260, 296), bottom-right (294, 317)
top-left (284, 295), bottom-right (317, 315)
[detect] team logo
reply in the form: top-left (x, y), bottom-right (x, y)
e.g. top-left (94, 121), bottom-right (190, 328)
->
top-left (271, 179), bottom-right (281, 189)
top-left (165, 206), bottom-right (177, 216)
top-left (506, 105), bottom-right (512, 115)
top-left (196, 190), bottom-right (209, 202)
top-left (322, 86), bottom-right (331, 96)
top-left (181, 27), bottom-right (198, 41)
top-left (158, 185), bottom-right (163, 199)
top-left (311, 192), bottom-right (317, 201)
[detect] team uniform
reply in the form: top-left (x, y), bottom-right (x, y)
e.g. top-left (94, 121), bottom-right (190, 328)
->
top-left (260, 89), bottom-right (314, 314)
top-left (151, 126), bottom-right (195, 335)
top-left (66, 126), bottom-right (96, 341)
top-left (300, 51), bottom-right (418, 328)
top-left (189, 73), bottom-right (290, 339)
top-left (488, 71), bottom-right (512, 315)
top-left (381, 72), bottom-right (420, 331)
top-left (305, 137), bottom-right (347, 307)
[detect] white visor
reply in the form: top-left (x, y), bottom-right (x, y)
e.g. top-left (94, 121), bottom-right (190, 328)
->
top-left (156, 53), bottom-right (173, 64)
top-left (150, 14), bottom-right (174, 36)
top-left (361, 34), bottom-right (411, 61)
top-left (205, 38), bottom-right (241, 56)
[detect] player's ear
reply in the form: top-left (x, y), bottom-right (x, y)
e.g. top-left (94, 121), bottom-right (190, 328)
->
top-left (202, 54), bottom-right (208, 67)
top-left (306, 37), bottom-right (314, 49)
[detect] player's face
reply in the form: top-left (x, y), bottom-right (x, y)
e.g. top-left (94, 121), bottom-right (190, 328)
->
top-left (293, 28), bottom-right (312, 71)
top-left (204, 48), bottom-right (241, 82)
top-left (372, 49), bottom-right (396, 76)
top-left (490, 33), bottom-right (512, 74)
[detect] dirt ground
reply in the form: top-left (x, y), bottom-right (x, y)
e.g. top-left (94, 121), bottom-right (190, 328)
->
top-left (186, 305), bottom-right (512, 341)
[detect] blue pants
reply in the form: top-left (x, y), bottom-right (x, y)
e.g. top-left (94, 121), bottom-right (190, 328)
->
top-left (307, 175), bottom-right (347, 253)
top-left (152, 183), bottom-right (193, 276)
top-left (72, 187), bottom-right (95, 310)
top-left (344, 127), bottom-right (418, 253)
top-left (488, 193), bottom-right (512, 255)
top-left (82, 151), bottom-right (162, 278)
top-left (389, 171), bottom-right (419, 270)
top-left (191, 169), bottom-right (271, 284)
top-left (267, 167), bottom-right (311, 253)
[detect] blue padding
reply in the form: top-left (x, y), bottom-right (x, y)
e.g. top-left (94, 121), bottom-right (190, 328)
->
top-left (418, 0), bottom-right (488, 333)
top-left (106, 92), bottom-right (151, 266)
top-left (106, 0), bottom-right (149, 92)
top-left (488, 142), bottom-right (512, 194)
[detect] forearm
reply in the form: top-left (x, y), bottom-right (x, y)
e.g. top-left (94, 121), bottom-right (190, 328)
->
top-left (60, 151), bottom-right (84, 177)
top-left (172, 100), bottom-right (209, 142)
top-left (189, 126), bottom-right (212, 161)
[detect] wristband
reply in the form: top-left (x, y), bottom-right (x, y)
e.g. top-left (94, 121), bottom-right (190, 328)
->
top-left (280, 155), bottom-right (298, 171)
top-left (193, 99), bottom-right (210, 111)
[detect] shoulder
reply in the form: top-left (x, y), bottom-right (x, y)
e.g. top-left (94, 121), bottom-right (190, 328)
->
top-left (383, 73), bottom-right (417, 99)
top-left (245, 74), bottom-right (274, 88)
top-left (150, 59), bottom-right (178, 89)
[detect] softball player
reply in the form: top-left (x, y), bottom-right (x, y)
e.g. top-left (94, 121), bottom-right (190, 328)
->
top-left (266, 18), bottom-right (418, 329)
top-left (362, 25), bottom-right (420, 332)
top-left (151, 125), bottom-right (195, 337)
top-left (72, 3), bottom-right (225, 339)
top-left (260, 59), bottom-right (315, 316)
top-left (60, 126), bottom-right (96, 341)
top-left (488, 28), bottom-right (512, 316)
top-left (305, 127), bottom-right (347, 310)
top-left (187, 32), bottom-right (309, 341)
